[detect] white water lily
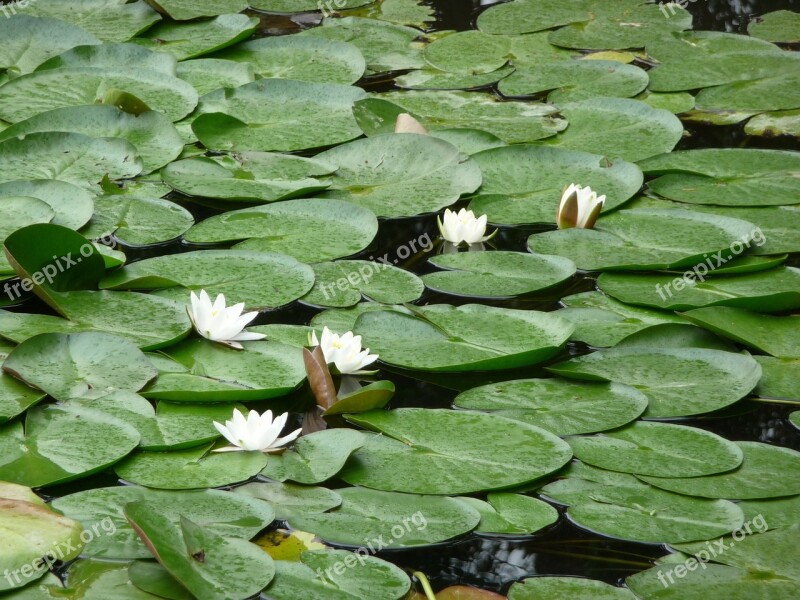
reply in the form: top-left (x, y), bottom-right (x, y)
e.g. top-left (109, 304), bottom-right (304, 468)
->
top-left (310, 327), bottom-right (379, 374)
top-left (187, 289), bottom-right (265, 350)
top-left (213, 408), bottom-right (301, 453)
top-left (437, 208), bottom-right (494, 245)
top-left (556, 184), bottom-right (606, 230)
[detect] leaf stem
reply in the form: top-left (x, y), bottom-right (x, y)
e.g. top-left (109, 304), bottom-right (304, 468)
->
top-left (414, 571), bottom-right (436, 600)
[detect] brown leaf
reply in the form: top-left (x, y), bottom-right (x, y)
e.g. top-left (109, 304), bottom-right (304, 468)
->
top-left (303, 346), bottom-right (337, 410)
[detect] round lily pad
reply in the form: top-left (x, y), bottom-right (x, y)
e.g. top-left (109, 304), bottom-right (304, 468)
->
top-left (261, 429), bottom-right (365, 485)
top-left (0, 180), bottom-right (94, 231)
top-left (24, 0), bottom-right (161, 43)
top-left (302, 260), bottom-right (424, 308)
top-left (134, 14), bottom-right (258, 61)
top-left (353, 304), bottom-right (574, 372)
top-left (457, 493), bottom-right (558, 536)
top-left (289, 487), bottom-right (480, 548)
top-left (234, 482), bottom-right (342, 521)
top-left (567, 421), bottom-right (744, 478)
top-left (422, 251), bottom-right (576, 298)
top-left (508, 577), bottom-right (636, 600)
top-left (341, 408), bottom-right (573, 494)
top-left (454, 379), bottom-right (648, 436)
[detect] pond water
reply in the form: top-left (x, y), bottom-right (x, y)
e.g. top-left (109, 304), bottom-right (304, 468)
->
top-left (2, 0), bottom-right (800, 598)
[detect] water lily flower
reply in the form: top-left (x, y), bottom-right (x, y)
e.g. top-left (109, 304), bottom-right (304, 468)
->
top-left (310, 327), bottom-right (379, 374)
top-left (213, 408), bottom-right (301, 453)
top-left (556, 184), bottom-right (606, 230)
top-left (187, 289), bottom-right (265, 350)
top-left (437, 208), bottom-right (494, 245)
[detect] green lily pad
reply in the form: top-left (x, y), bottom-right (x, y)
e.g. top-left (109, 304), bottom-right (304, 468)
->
top-left (0, 14), bottom-right (100, 75)
top-left (263, 549), bottom-right (411, 600)
top-left (549, 342), bottom-right (762, 418)
top-left (695, 71), bottom-right (800, 112)
top-left (250, 0), bottom-right (372, 11)
top-left (125, 502), bottom-right (274, 600)
top-left (755, 356), bottom-right (800, 401)
top-left (142, 339), bottom-right (306, 402)
top-left (528, 208), bottom-right (757, 271)
top-left (638, 442), bottom-right (800, 500)
top-left (51, 485), bottom-right (274, 559)
top-left (508, 577), bottom-right (636, 600)
top-left (423, 251), bottom-right (575, 299)
top-left (176, 58), bottom-right (254, 95)
top-left (161, 153), bottom-right (334, 203)
top-left (557, 290), bottom-right (686, 347)
top-left (301, 16), bottom-right (425, 73)
top-left (216, 35), bottom-right (365, 85)
top-left (738, 495), bottom-right (800, 531)
top-left (0, 180), bottom-right (94, 233)
top-left (395, 66), bottom-right (515, 91)
top-left (0, 340), bottom-right (46, 424)
top-left (134, 14), bottom-right (258, 61)
top-left (636, 90), bottom-right (696, 114)
top-left (745, 109), bottom-right (800, 138)
top-left (567, 421), bottom-right (743, 477)
top-left (148, 0), bottom-right (248, 20)
top-left (0, 404), bottom-right (140, 488)
top-left (0, 105), bottom-right (183, 173)
top-left (0, 133), bottom-right (142, 186)
top-left (454, 379), bottom-right (647, 436)
top-left (128, 562), bottom-right (195, 600)
top-left (115, 442), bottom-right (269, 489)
top-left (315, 133), bottom-right (482, 218)
top-left (25, 0), bottom-right (161, 42)
top-left (541, 466), bottom-right (744, 544)
top-left (468, 145), bottom-right (643, 223)
top-left (682, 307), bottom-right (800, 358)
top-left (499, 60), bottom-right (648, 103)
top-left (477, 0), bottom-right (592, 34)
top-left (187, 198), bottom-right (378, 263)
top-left (370, 0), bottom-right (434, 28)
top-left (542, 97), bottom-right (684, 162)
top-left (362, 91), bottom-right (566, 143)
top-left (0, 197), bottom-right (55, 243)
top-left (192, 79), bottom-right (366, 152)
top-left (3, 332), bottom-right (157, 401)
top-left (324, 380), bottom-right (395, 415)
top-left (290, 487), bottom-right (480, 548)
top-left (639, 148), bottom-right (800, 207)
top-left (234, 482), bottom-right (342, 520)
top-left (597, 267), bottom-right (800, 313)
top-left (261, 429), bottom-right (365, 485)
top-left (749, 10), bottom-right (800, 42)
top-left (0, 486), bottom-right (84, 592)
top-left (101, 249), bottom-right (314, 310)
top-left (457, 493), bottom-right (558, 535)
top-left (341, 408), bottom-right (572, 494)
top-left (353, 304), bottom-right (574, 372)
top-left (302, 260), bottom-right (424, 308)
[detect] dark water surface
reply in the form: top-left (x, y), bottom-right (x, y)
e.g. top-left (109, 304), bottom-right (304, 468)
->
top-left (27, 0), bottom-right (800, 595)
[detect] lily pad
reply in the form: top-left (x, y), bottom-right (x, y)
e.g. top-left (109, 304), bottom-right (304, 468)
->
top-left (187, 198), bottom-right (378, 263)
top-left (176, 58), bottom-right (254, 95)
top-left (641, 148), bottom-right (800, 207)
top-left (0, 105), bottom-right (183, 174)
top-left (3, 332), bottom-right (157, 401)
top-left (542, 97), bottom-right (684, 162)
top-left (142, 339), bottom-right (306, 402)
top-left (234, 482), bottom-right (342, 520)
top-left (597, 267), bottom-right (800, 312)
top-left (755, 356), bottom-right (800, 401)
top-left (353, 304), bottom-right (574, 372)
top-left (423, 251), bottom-right (575, 298)
top-left (638, 442), bottom-right (800, 500)
top-left (468, 145), bottom-right (643, 223)
top-left (216, 35), bottom-right (365, 85)
top-left (341, 408), bottom-right (572, 494)
top-left (454, 379), bottom-right (648, 436)
top-left (135, 14), bottom-right (258, 61)
top-left (192, 79), bottom-right (367, 152)
top-left (549, 343), bottom-right (762, 418)
top-left (303, 260), bottom-right (424, 308)
top-left (567, 421), bottom-right (743, 478)
top-left (148, 0), bottom-right (249, 20)
top-left (749, 10), bottom-right (800, 42)
top-left (250, 0), bottom-right (372, 11)
top-left (115, 442), bottom-right (269, 489)
top-left (100, 249), bottom-right (315, 310)
top-left (0, 341), bottom-right (46, 424)
top-left (744, 109), bottom-right (800, 138)
top-left (395, 66), bottom-right (515, 91)
top-left (457, 493), bottom-right (558, 535)
top-left (508, 577), bottom-right (636, 600)
top-left (51, 485), bottom-right (274, 559)
top-left (696, 71), bottom-right (800, 112)
top-left (125, 501), bottom-right (274, 600)
top-left (161, 153), bottom-right (334, 203)
top-left (261, 429), bottom-right (365, 484)
top-left (0, 404), bottom-right (140, 488)
top-left (316, 133), bottom-right (482, 218)
top-left (0, 180), bottom-right (94, 233)
top-left (289, 487), bottom-right (480, 548)
top-left (25, 0), bottom-right (161, 43)
top-left (528, 208), bottom-right (757, 271)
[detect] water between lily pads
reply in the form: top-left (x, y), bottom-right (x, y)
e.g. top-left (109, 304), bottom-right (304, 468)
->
top-left (36, 0), bottom-right (800, 594)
